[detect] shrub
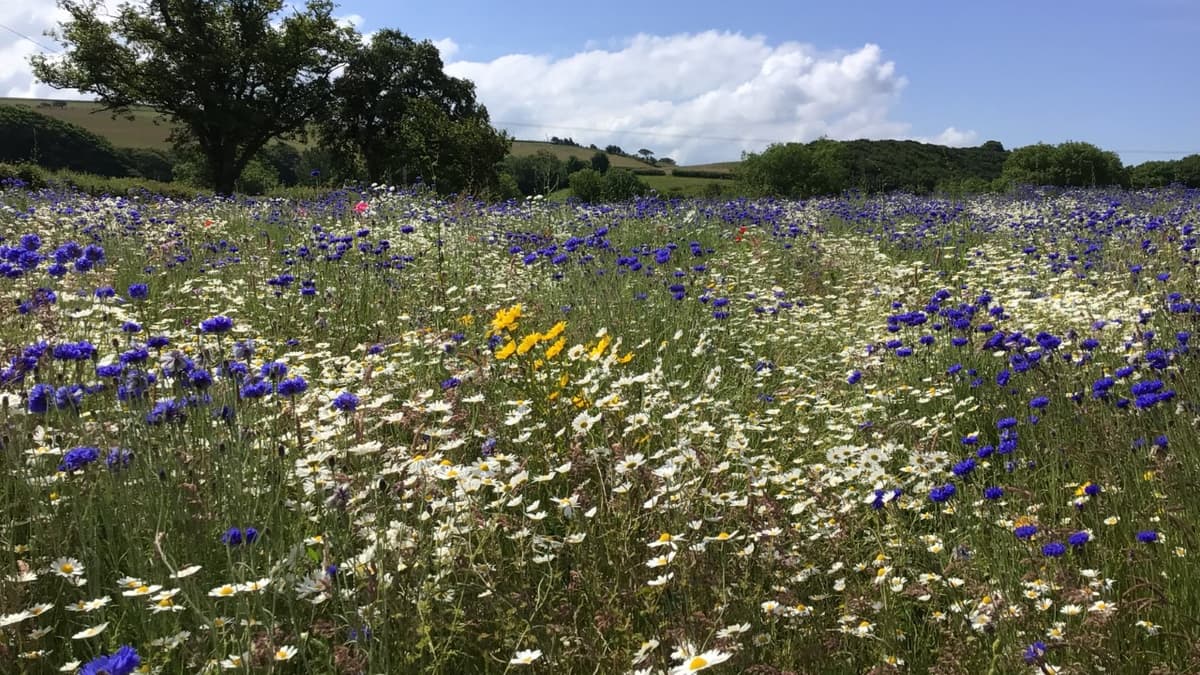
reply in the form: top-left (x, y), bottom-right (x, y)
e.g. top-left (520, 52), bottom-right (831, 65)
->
top-left (568, 168), bottom-right (605, 202)
top-left (602, 169), bottom-right (648, 201)
top-left (631, 168), bottom-right (666, 176)
top-left (116, 147), bottom-right (174, 182)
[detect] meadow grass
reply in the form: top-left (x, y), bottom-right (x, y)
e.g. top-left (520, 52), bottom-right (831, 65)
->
top-left (1, 184), bottom-right (1199, 674)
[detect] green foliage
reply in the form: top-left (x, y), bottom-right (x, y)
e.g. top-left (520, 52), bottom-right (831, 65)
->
top-left (496, 172), bottom-right (522, 200)
top-left (590, 151), bottom-right (610, 174)
top-left (630, 168), bottom-right (666, 176)
top-left (115, 147), bottom-right (173, 182)
top-left (321, 29), bottom-right (510, 195)
top-left (1001, 141), bottom-right (1127, 188)
top-left (602, 168), bottom-right (648, 201)
top-left (1128, 155), bottom-right (1200, 189)
top-left (32, 0), bottom-right (357, 194)
top-left (670, 168), bottom-right (734, 180)
top-left (235, 158), bottom-right (280, 195)
top-left (258, 142), bottom-right (302, 187)
top-left (504, 150), bottom-right (568, 196)
top-left (567, 168), bottom-right (605, 202)
top-left (738, 139), bottom-right (849, 198)
top-left (839, 139), bottom-right (1006, 193)
top-left (0, 104), bottom-right (131, 176)
top-left (0, 161), bottom-right (50, 188)
top-left (564, 155), bottom-right (588, 175)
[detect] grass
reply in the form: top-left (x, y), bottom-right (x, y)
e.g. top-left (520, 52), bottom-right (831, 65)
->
top-left (508, 140), bottom-right (654, 170)
top-left (3, 177), bottom-right (1200, 674)
top-left (1, 97), bottom-right (174, 149)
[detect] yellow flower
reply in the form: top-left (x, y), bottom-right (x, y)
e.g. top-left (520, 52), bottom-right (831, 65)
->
top-left (588, 335), bottom-right (611, 360)
top-left (489, 304), bottom-right (522, 335)
top-left (544, 337), bottom-right (566, 359)
top-left (458, 314), bottom-right (474, 327)
top-left (617, 351), bottom-right (635, 364)
top-left (542, 321), bottom-right (566, 341)
top-left (517, 333), bottom-right (542, 355)
top-left (495, 340), bottom-right (517, 360)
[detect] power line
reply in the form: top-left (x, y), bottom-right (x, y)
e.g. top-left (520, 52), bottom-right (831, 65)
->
top-left (0, 22), bottom-right (59, 53)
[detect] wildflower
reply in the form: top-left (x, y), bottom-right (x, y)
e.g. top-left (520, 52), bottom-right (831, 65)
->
top-left (59, 447), bottom-right (100, 472)
top-left (928, 484), bottom-right (956, 503)
top-left (127, 283), bottom-right (149, 300)
top-left (1137, 530), bottom-right (1159, 543)
top-left (1023, 641), bottom-right (1047, 664)
top-left (72, 622), bottom-right (110, 639)
top-left (1068, 531), bottom-right (1090, 547)
top-left (1042, 542), bottom-right (1066, 557)
top-left (276, 377), bottom-right (308, 397)
top-left (509, 648), bottom-right (542, 665)
top-left (51, 557), bottom-right (84, 578)
top-left (671, 649), bottom-right (732, 674)
top-left (332, 392), bottom-right (359, 412)
top-left (984, 486), bottom-right (1004, 500)
top-left (273, 645), bottom-right (298, 661)
top-left (78, 645), bottom-right (139, 675)
top-left (200, 315), bottom-right (234, 333)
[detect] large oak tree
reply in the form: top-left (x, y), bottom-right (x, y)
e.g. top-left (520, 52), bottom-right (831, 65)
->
top-left (32, 0), bottom-right (356, 194)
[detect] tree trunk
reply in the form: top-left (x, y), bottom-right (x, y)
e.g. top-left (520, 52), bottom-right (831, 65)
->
top-left (206, 146), bottom-right (240, 196)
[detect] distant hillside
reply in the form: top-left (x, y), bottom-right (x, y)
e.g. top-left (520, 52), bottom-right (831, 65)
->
top-left (508, 141), bottom-right (657, 170)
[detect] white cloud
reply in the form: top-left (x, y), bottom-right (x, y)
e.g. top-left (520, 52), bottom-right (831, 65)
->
top-left (447, 31), bottom-right (972, 163)
top-left (922, 126), bottom-right (979, 147)
top-left (2, 16), bottom-right (975, 162)
top-left (431, 38), bottom-right (458, 61)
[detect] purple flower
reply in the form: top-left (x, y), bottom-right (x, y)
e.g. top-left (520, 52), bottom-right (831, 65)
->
top-left (80, 645), bottom-right (140, 675)
top-left (984, 486), bottom-right (1004, 500)
top-left (1042, 541), bottom-right (1066, 557)
top-left (1014, 524), bottom-right (1038, 539)
top-left (200, 315), bottom-right (234, 334)
top-left (59, 446), bottom-right (100, 472)
top-left (1068, 531), bottom-right (1090, 547)
top-left (332, 391), bottom-right (359, 413)
top-left (1137, 530), bottom-right (1159, 544)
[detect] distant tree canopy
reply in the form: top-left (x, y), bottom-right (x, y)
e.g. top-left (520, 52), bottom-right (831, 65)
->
top-left (320, 29), bottom-right (510, 195)
top-left (0, 104), bottom-right (130, 177)
top-left (737, 138), bottom-right (1011, 198)
top-left (1129, 155), bottom-right (1200, 189)
top-left (32, 0), bottom-right (356, 194)
top-left (30, 0), bottom-right (509, 195)
top-left (1001, 141), bottom-right (1127, 188)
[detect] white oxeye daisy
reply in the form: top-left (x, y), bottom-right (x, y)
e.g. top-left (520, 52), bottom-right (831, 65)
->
top-left (273, 645), bottom-right (298, 661)
top-left (509, 649), bottom-right (542, 665)
top-left (670, 649), bottom-right (732, 674)
top-left (51, 557), bottom-right (83, 578)
top-left (71, 622), bottom-right (109, 639)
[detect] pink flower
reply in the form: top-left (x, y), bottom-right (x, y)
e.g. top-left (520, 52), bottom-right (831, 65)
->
top-left (354, 201), bottom-right (369, 215)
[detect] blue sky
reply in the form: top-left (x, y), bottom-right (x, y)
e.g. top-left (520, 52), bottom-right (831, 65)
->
top-left (4, 0), bottom-right (1199, 163)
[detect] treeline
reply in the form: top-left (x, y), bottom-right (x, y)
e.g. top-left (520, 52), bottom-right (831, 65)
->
top-left (738, 138), bottom-right (1200, 198)
top-left (498, 149), bottom-right (649, 201)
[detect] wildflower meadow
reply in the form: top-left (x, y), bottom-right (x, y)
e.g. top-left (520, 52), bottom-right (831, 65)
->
top-left (2, 182), bottom-right (1199, 674)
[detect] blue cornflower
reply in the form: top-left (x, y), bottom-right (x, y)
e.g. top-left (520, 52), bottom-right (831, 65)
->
top-left (200, 315), bottom-right (234, 334)
top-left (239, 380), bottom-right (272, 399)
top-left (1023, 641), bottom-right (1047, 664)
top-left (332, 392), bottom-right (359, 412)
top-left (146, 335), bottom-right (170, 349)
top-left (1014, 524), bottom-right (1038, 539)
top-left (188, 369), bottom-right (213, 389)
top-left (259, 361), bottom-right (288, 381)
top-left (121, 321), bottom-right (142, 333)
top-left (244, 527), bottom-right (259, 544)
top-left (1137, 530), bottom-right (1158, 543)
top-left (440, 377), bottom-right (461, 390)
top-left (1029, 395), bottom-right (1050, 409)
top-left (221, 527), bottom-right (243, 546)
top-left (1068, 531), bottom-right (1090, 547)
top-left (847, 370), bottom-right (862, 385)
top-left (79, 645), bottom-right (140, 675)
top-left (97, 364), bottom-right (123, 378)
top-left (106, 448), bottom-right (133, 472)
top-left (1042, 541), bottom-right (1066, 557)
top-left (984, 486), bottom-right (1004, 500)
top-left (27, 383), bottom-right (55, 413)
top-left (1130, 379), bottom-right (1163, 396)
top-left (59, 446), bottom-right (100, 472)
top-left (276, 377), bottom-right (308, 397)
top-left (928, 484), bottom-right (956, 503)
top-left (127, 283), bottom-right (149, 300)
top-left (996, 416), bottom-right (1017, 430)
top-left (951, 458), bottom-right (976, 477)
